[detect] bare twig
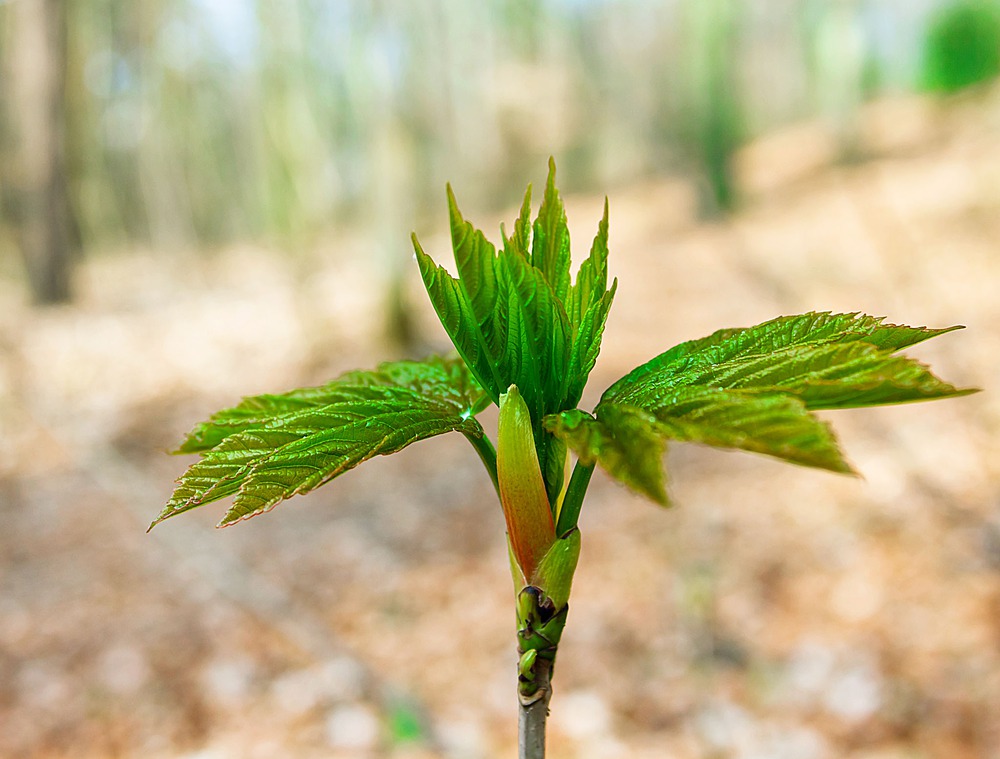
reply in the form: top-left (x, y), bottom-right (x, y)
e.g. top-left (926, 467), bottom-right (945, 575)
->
top-left (518, 658), bottom-right (552, 759)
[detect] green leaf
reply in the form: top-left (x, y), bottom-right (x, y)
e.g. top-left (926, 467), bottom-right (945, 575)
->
top-left (605, 312), bottom-right (962, 400)
top-left (154, 355), bottom-right (486, 529)
top-left (413, 233), bottom-right (505, 404)
top-left (413, 162), bottom-right (616, 423)
top-left (606, 312), bottom-right (972, 410)
top-left (566, 198), bottom-right (610, 328)
top-left (733, 342), bottom-right (971, 409)
top-left (415, 190), bottom-right (572, 424)
top-left (503, 249), bottom-right (573, 422)
top-left (414, 165), bottom-right (621, 504)
top-left (566, 282), bottom-right (617, 409)
top-left (554, 312), bottom-right (974, 503)
top-left (503, 183), bottom-right (533, 260)
top-left (648, 388), bottom-right (851, 471)
top-left (565, 199), bottom-right (616, 408)
top-left (177, 357), bottom-right (487, 455)
top-left (413, 163), bottom-right (622, 505)
top-left (545, 407), bottom-right (668, 504)
top-left (531, 157), bottom-right (572, 304)
top-left (549, 390), bottom-right (850, 504)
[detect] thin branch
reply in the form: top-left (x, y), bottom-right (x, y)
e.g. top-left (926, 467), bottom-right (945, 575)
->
top-left (519, 658), bottom-right (553, 759)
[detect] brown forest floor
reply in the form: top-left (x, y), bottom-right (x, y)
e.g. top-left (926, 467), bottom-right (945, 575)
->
top-left (2, 92), bottom-right (1000, 759)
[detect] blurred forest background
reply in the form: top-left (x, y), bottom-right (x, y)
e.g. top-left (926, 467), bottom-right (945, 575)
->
top-left (4, 0), bottom-right (1000, 303)
top-left (2, 1), bottom-right (1000, 758)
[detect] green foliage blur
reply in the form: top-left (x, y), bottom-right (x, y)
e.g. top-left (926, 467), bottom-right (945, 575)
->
top-left (922, 0), bottom-right (1000, 93)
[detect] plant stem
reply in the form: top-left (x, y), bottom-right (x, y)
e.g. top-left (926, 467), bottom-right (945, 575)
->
top-left (518, 658), bottom-right (553, 759)
top-left (555, 460), bottom-right (594, 537)
top-left (465, 431), bottom-right (500, 498)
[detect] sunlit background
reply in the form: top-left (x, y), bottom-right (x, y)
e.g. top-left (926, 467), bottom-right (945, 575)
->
top-left (2, 1), bottom-right (999, 757)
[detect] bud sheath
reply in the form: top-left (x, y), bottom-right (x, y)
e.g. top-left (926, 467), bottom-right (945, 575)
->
top-left (498, 385), bottom-right (556, 581)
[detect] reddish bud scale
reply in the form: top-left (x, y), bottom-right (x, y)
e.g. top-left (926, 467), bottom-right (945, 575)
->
top-left (498, 385), bottom-right (556, 581)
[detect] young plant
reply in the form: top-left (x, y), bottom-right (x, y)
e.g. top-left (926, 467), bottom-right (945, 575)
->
top-left (154, 160), bottom-right (975, 758)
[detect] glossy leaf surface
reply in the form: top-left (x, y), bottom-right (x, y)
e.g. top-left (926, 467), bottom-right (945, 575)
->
top-left (414, 159), bottom-right (617, 500)
top-left (549, 313), bottom-right (973, 503)
top-left (156, 355), bottom-right (486, 528)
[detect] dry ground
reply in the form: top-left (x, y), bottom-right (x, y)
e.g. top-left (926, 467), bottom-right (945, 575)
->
top-left (2, 91), bottom-right (999, 758)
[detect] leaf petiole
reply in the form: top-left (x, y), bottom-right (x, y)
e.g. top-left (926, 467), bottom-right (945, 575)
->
top-left (464, 430), bottom-right (500, 498)
top-left (555, 459), bottom-right (595, 537)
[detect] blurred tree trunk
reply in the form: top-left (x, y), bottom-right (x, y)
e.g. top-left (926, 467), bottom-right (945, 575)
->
top-left (5, 0), bottom-right (75, 303)
top-left (814, 0), bottom-right (867, 161)
top-left (680, 0), bottom-right (744, 215)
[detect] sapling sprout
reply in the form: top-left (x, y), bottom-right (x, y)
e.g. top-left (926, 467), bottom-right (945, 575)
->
top-left (155, 160), bottom-right (976, 758)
